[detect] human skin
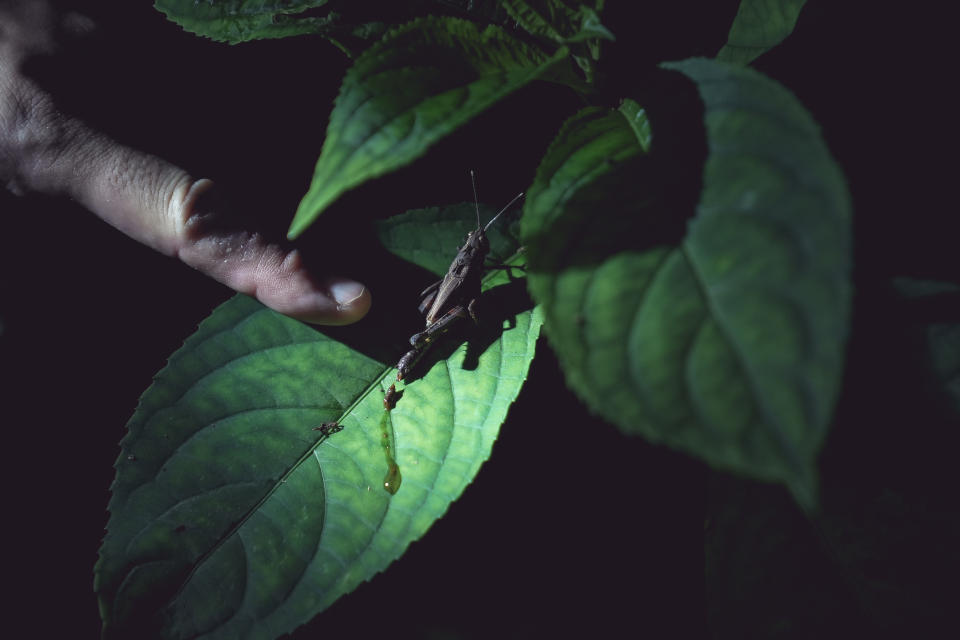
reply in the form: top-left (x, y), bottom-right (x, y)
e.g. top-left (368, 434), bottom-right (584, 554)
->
top-left (0, 1), bottom-right (371, 325)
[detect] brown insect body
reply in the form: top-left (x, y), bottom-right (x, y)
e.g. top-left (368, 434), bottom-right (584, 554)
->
top-left (424, 229), bottom-right (489, 325)
top-left (408, 228), bottom-right (490, 350)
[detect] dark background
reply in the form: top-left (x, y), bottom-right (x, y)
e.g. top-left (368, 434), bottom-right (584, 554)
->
top-left (1, 1), bottom-right (956, 638)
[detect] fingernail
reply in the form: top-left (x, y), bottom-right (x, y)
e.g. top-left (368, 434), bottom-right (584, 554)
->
top-left (330, 281), bottom-right (367, 310)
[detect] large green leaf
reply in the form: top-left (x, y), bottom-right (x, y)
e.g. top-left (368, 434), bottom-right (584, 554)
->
top-left (288, 17), bottom-right (568, 238)
top-left (522, 58), bottom-right (851, 500)
top-left (717, 0), bottom-right (807, 64)
top-left (95, 211), bottom-right (541, 638)
top-left (617, 98), bottom-right (652, 150)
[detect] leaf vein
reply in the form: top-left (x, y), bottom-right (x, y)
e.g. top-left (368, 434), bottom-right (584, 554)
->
top-left (679, 243), bottom-right (807, 476)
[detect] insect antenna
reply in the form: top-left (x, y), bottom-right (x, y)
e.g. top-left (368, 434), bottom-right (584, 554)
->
top-left (483, 192), bottom-right (524, 232)
top-left (470, 170), bottom-right (481, 230)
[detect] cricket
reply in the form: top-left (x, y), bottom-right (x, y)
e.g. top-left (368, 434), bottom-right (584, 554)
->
top-left (396, 172), bottom-right (524, 381)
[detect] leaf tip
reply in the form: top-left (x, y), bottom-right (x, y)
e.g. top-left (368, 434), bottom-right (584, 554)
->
top-left (287, 207), bottom-right (315, 240)
top-left (788, 470), bottom-right (820, 512)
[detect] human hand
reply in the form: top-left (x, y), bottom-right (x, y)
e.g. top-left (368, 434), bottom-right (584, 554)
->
top-left (0, 1), bottom-right (371, 325)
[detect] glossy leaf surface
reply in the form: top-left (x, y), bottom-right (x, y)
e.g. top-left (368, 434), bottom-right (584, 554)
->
top-left (522, 58), bottom-right (851, 499)
top-left (96, 210), bottom-right (541, 639)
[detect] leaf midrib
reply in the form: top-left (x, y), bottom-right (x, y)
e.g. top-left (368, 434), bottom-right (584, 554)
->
top-left (679, 243), bottom-right (807, 477)
top-left (155, 249), bottom-right (529, 622)
top-left (158, 365), bottom-right (396, 621)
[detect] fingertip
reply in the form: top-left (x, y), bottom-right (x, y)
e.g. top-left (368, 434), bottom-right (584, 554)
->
top-left (330, 281), bottom-right (369, 313)
top-left (268, 278), bottom-right (372, 326)
top-left (320, 279), bottom-right (372, 325)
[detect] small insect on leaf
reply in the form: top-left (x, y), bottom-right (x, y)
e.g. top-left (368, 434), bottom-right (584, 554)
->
top-left (383, 383), bottom-right (399, 410)
top-left (312, 421), bottom-right (343, 437)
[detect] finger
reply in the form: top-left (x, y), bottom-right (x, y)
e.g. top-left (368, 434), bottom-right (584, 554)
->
top-left (177, 180), bottom-right (372, 326)
top-left (70, 134), bottom-right (371, 325)
top-left (3, 79), bottom-right (370, 324)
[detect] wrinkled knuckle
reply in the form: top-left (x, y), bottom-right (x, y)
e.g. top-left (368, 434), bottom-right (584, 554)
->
top-left (176, 178), bottom-right (226, 239)
top-left (280, 248), bottom-right (303, 274)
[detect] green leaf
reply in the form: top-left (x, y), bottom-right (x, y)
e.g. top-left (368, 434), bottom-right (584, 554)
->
top-left (95, 213), bottom-right (541, 638)
top-left (288, 17), bottom-right (568, 239)
top-left (617, 98), bottom-right (652, 151)
top-left (501, 0), bottom-right (575, 42)
top-left (522, 58), bottom-right (851, 499)
top-left (567, 6), bottom-right (615, 44)
top-left (500, 1), bottom-right (612, 84)
top-left (501, 0), bottom-right (613, 44)
top-left (374, 202), bottom-right (522, 276)
top-left (153, 0), bottom-right (391, 54)
top-left (717, 0), bottom-right (807, 64)
top-left (154, 0), bottom-right (335, 44)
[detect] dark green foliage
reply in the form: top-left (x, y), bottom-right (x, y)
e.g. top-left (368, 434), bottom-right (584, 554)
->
top-left (718, 0), bottom-right (808, 63)
top-left (521, 58), bottom-right (850, 501)
top-left (155, 0), bottom-right (340, 44)
top-left (91, 1), bottom-right (946, 637)
top-left (288, 16), bottom-right (570, 238)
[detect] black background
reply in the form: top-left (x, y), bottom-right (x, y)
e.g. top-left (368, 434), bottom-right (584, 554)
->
top-left (2, 1), bottom-right (957, 638)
